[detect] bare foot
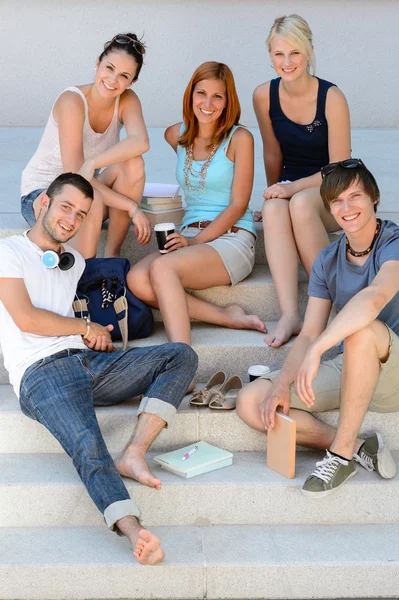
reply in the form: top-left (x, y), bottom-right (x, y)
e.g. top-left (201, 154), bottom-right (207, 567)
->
top-left (254, 210), bottom-right (263, 222)
top-left (264, 315), bottom-right (302, 348)
top-left (133, 529), bottom-right (165, 565)
top-left (115, 447), bottom-right (162, 490)
top-left (223, 304), bottom-right (266, 333)
top-left (117, 516), bottom-right (165, 565)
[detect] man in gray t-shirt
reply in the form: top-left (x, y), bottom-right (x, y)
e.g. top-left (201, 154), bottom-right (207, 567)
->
top-left (237, 159), bottom-right (399, 497)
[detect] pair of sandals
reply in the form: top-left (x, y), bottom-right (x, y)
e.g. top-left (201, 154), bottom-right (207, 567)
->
top-left (190, 372), bottom-right (243, 410)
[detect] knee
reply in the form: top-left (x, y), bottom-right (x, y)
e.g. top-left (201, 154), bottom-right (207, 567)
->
top-left (344, 323), bottom-right (376, 351)
top-left (121, 156), bottom-right (145, 183)
top-left (289, 190), bottom-right (318, 223)
top-left (236, 385), bottom-right (257, 421)
top-left (127, 263), bottom-right (154, 302)
top-left (149, 255), bottom-right (174, 288)
top-left (262, 198), bottom-right (289, 226)
top-left (72, 427), bottom-right (108, 465)
top-left (169, 342), bottom-right (198, 373)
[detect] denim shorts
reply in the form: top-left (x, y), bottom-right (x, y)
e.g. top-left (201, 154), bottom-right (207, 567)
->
top-left (21, 188), bottom-right (46, 227)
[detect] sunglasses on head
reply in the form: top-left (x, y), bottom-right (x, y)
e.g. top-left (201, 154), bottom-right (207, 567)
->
top-left (104, 35), bottom-right (145, 55)
top-left (321, 158), bottom-right (364, 178)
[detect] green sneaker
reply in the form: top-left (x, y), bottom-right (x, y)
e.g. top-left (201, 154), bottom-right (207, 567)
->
top-left (354, 432), bottom-right (397, 479)
top-left (301, 451), bottom-right (357, 497)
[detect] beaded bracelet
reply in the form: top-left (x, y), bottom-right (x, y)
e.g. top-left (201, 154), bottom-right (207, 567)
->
top-left (82, 316), bottom-right (91, 339)
top-left (131, 205), bottom-right (141, 220)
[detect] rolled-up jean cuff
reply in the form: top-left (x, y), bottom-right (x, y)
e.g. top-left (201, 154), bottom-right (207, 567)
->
top-left (137, 396), bottom-right (177, 428)
top-left (104, 499), bottom-right (141, 532)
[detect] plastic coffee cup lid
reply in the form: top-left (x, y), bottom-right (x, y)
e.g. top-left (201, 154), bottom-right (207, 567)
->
top-left (154, 222), bottom-right (175, 231)
top-left (248, 365), bottom-right (271, 376)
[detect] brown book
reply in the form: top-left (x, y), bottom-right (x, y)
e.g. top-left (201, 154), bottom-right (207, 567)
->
top-left (141, 208), bottom-right (185, 226)
top-left (266, 412), bottom-right (296, 479)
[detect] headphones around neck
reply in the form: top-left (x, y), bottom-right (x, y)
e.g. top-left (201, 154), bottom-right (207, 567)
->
top-left (24, 232), bottom-right (75, 271)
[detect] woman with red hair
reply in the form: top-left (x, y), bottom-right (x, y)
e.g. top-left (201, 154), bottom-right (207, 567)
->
top-left (128, 61), bottom-right (264, 346)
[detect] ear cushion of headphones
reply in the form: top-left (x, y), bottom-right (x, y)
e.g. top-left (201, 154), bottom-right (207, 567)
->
top-left (58, 252), bottom-right (75, 271)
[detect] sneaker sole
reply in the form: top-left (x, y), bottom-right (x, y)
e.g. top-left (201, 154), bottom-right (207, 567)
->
top-left (376, 431), bottom-right (397, 479)
top-left (301, 469), bottom-right (357, 498)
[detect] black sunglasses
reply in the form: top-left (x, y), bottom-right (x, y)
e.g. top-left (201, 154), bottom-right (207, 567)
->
top-left (321, 158), bottom-right (364, 178)
top-left (104, 35), bottom-right (145, 55)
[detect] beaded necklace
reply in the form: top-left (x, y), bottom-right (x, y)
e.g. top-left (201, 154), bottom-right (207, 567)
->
top-left (346, 219), bottom-right (381, 257)
top-left (183, 142), bottom-right (218, 194)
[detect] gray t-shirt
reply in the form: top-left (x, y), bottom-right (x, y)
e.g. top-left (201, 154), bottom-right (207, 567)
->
top-left (309, 219), bottom-right (399, 336)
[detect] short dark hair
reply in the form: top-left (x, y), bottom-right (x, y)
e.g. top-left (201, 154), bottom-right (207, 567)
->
top-left (320, 161), bottom-right (380, 213)
top-left (99, 33), bottom-right (145, 82)
top-left (47, 173), bottom-right (94, 204)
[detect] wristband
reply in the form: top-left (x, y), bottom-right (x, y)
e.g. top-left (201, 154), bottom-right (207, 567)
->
top-left (131, 205), bottom-right (140, 220)
top-left (82, 316), bottom-right (91, 339)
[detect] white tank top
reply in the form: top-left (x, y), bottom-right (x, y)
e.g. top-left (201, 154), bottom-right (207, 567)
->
top-left (21, 86), bottom-right (122, 195)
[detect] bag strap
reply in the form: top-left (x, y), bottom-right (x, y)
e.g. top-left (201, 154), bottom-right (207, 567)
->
top-left (73, 297), bottom-right (89, 317)
top-left (113, 296), bottom-right (129, 350)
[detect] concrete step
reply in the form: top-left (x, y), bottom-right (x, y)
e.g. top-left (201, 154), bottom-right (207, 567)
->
top-left (0, 322), bottom-right (301, 384)
top-left (2, 383), bottom-right (399, 454)
top-left (1, 523), bottom-right (399, 599)
top-left (1, 451), bottom-right (398, 528)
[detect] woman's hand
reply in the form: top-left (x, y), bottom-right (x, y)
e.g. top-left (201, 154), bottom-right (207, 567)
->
top-left (164, 232), bottom-right (191, 252)
top-left (78, 159), bottom-right (96, 183)
top-left (263, 182), bottom-right (296, 200)
top-left (130, 208), bottom-right (151, 245)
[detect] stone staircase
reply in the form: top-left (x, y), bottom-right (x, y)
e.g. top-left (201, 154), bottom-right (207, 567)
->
top-left (1, 128), bottom-right (399, 598)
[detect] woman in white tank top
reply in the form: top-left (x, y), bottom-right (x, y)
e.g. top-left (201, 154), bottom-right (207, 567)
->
top-left (20, 33), bottom-right (151, 258)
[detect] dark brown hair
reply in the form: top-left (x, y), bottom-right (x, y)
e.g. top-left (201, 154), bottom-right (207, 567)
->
top-left (99, 33), bottom-right (145, 82)
top-left (47, 173), bottom-right (94, 204)
top-left (321, 162), bottom-right (380, 213)
top-left (179, 61), bottom-right (241, 149)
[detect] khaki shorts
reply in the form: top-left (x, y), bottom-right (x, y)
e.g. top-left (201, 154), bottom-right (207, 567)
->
top-left (263, 326), bottom-right (399, 413)
top-left (181, 226), bottom-right (256, 286)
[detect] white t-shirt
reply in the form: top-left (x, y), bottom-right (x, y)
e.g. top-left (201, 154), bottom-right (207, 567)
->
top-left (0, 234), bottom-right (87, 396)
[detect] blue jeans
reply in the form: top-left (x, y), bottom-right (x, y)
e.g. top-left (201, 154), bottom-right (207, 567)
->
top-left (19, 343), bottom-right (198, 529)
top-left (21, 188), bottom-right (45, 227)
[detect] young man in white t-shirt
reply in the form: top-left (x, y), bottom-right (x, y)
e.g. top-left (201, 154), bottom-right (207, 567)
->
top-left (237, 160), bottom-right (399, 496)
top-left (0, 173), bottom-right (197, 565)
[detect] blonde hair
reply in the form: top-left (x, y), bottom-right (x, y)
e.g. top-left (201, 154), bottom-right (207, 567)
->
top-left (267, 14), bottom-right (316, 74)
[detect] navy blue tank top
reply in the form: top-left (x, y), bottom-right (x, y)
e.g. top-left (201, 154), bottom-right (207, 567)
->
top-left (269, 77), bottom-right (336, 181)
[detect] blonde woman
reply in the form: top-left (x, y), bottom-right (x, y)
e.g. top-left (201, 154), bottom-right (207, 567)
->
top-left (254, 15), bottom-right (351, 347)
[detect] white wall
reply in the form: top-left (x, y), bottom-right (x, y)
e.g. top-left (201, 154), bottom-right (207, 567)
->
top-left (1, 0), bottom-right (398, 127)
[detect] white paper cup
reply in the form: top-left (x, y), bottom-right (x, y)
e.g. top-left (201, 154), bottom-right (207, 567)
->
top-left (248, 365), bottom-right (271, 382)
top-left (154, 222), bottom-right (175, 254)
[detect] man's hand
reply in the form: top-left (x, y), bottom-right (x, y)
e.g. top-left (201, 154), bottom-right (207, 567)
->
top-left (84, 323), bottom-right (115, 352)
top-left (260, 382), bottom-right (290, 431)
top-left (294, 344), bottom-right (321, 408)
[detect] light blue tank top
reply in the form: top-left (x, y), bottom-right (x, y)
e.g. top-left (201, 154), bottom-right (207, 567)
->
top-left (176, 125), bottom-right (256, 236)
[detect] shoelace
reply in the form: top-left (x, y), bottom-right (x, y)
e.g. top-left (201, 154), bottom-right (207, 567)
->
top-left (353, 450), bottom-right (374, 472)
top-left (310, 451), bottom-right (349, 484)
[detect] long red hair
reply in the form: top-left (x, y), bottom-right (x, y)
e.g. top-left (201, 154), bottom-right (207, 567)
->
top-left (179, 61), bottom-right (241, 149)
